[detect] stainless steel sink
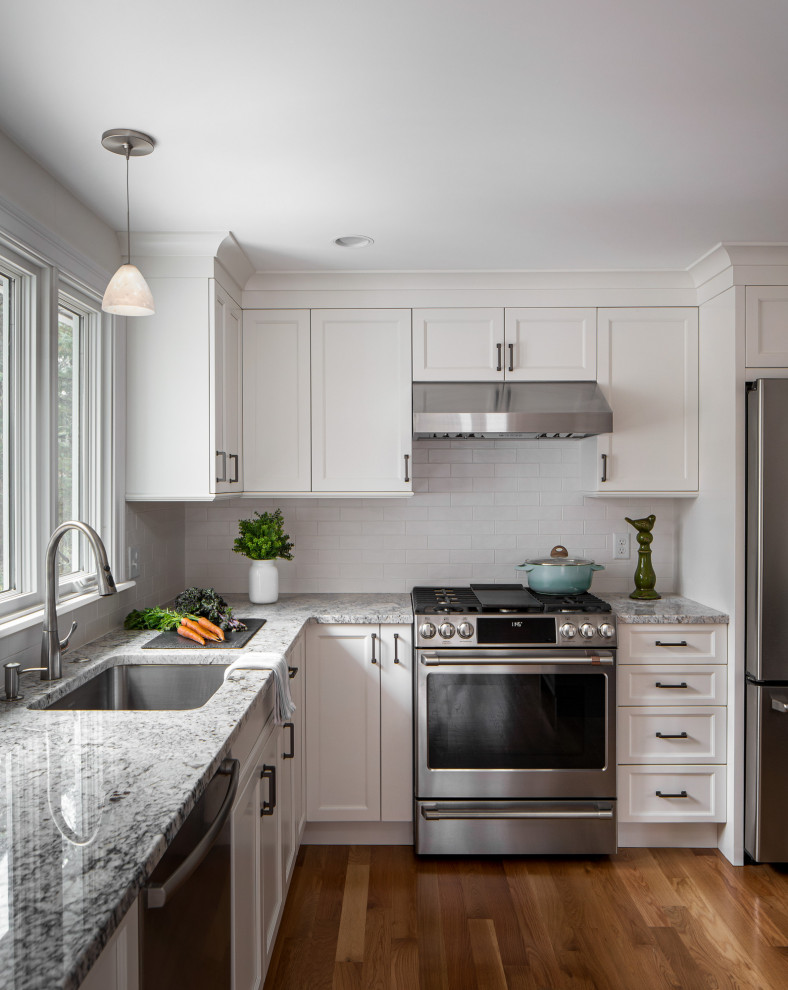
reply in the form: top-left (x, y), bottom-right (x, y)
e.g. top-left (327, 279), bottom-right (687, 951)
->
top-left (41, 663), bottom-right (230, 711)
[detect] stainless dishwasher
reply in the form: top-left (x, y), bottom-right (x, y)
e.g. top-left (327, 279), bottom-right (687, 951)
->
top-left (140, 758), bottom-right (240, 990)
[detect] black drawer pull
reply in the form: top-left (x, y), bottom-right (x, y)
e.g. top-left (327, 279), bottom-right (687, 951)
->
top-left (655, 682), bottom-right (688, 689)
top-left (656, 790), bottom-right (688, 799)
top-left (282, 722), bottom-right (295, 760)
top-left (655, 640), bottom-right (688, 647)
top-left (288, 666), bottom-right (298, 679)
top-left (655, 731), bottom-right (688, 739)
top-left (260, 764), bottom-right (276, 816)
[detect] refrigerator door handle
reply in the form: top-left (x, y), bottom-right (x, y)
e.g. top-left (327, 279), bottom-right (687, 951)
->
top-left (771, 696), bottom-right (788, 714)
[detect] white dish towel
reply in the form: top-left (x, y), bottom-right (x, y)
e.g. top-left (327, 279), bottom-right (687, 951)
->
top-left (223, 655), bottom-right (296, 724)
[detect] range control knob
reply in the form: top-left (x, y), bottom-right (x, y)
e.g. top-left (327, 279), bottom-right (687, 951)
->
top-left (419, 622), bottom-right (437, 640)
top-left (457, 621), bottom-right (474, 639)
top-left (579, 622), bottom-right (596, 639)
top-left (559, 622), bottom-right (577, 639)
top-left (438, 622), bottom-right (456, 640)
top-left (599, 622), bottom-right (615, 639)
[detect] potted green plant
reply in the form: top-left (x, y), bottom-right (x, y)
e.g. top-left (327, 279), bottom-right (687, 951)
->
top-left (232, 509), bottom-right (295, 603)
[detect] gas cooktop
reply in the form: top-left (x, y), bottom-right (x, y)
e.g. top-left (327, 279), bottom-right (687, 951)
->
top-left (412, 584), bottom-right (616, 648)
top-left (411, 584), bottom-right (612, 615)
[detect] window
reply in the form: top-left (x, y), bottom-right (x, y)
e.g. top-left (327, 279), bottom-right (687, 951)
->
top-left (57, 304), bottom-right (82, 575)
top-left (56, 286), bottom-right (107, 596)
top-left (0, 236), bottom-right (117, 623)
top-left (0, 269), bottom-right (12, 594)
top-left (0, 245), bottom-right (34, 614)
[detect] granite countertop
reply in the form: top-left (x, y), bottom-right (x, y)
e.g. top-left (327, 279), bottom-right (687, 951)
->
top-left (0, 593), bottom-right (410, 990)
top-left (601, 593), bottom-right (729, 624)
top-left (0, 587), bottom-right (725, 989)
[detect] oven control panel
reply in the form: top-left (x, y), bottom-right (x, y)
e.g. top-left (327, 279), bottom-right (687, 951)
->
top-left (416, 613), bottom-right (617, 648)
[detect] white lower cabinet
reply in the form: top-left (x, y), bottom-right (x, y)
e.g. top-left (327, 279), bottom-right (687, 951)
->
top-left (232, 752), bottom-right (264, 990)
top-left (229, 655), bottom-right (305, 990)
top-left (306, 623), bottom-right (413, 823)
top-left (617, 622), bottom-right (728, 825)
top-left (79, 901), bottom-right (139, 990)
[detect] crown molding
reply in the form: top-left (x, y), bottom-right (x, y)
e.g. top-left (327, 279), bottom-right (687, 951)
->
top-left (243, 267), bottom-right (695, 292)
top-left (0, 192), bottom-right (114, 292)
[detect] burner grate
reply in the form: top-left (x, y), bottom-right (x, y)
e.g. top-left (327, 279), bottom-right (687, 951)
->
top-left (411, 586), bottom-right (481, 614)
top-left (529, 591), bottom-right (612, 613)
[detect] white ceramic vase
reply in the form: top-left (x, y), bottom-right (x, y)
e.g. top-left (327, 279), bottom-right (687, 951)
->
top-left (249, 559), bottom-right (278, 604)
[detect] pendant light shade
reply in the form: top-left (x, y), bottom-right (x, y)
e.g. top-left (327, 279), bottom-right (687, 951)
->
top-left (101, 128), bottom-right (156, 317)
top-left (102, 263), bottom-right (155, 316)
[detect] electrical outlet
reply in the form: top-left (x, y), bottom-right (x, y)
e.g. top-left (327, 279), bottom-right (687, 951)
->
top-left (613, 533), bottom-right (630, 560)
top-left (127, 545), bottom-right (140, 579)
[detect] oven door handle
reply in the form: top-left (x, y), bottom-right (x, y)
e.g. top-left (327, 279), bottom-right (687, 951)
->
top-left (420, 805), bottom-right (614, 821)
top-left (418, 653), bottom-right (614, 666)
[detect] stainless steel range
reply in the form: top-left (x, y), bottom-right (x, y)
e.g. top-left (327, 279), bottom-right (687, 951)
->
top-left (413, 584), bottom-right (617, 856)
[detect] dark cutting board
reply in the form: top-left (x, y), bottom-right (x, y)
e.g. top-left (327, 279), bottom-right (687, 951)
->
top-left (142, 618), bottom-right (266, 650)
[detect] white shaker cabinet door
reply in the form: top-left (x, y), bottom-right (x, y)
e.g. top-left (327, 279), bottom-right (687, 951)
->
top-left (243, 310), bottom-right (311, 493)
top-left (504, 308), bottom-right (596, 381)
top-left (746, 286), bottom-right (788, 367)
top-left (590, 308), bottom-right (698, 493)
top-left (259, 723), bottom-right (283, 972)
top-left (412, 308), bottom-right (504, 381)
top-left (311, 310), bottom-right (412, 492)
top-left (231, 764), bottom-right (261, 990)
top-left (379, 624), bottom-right (414, 822)
top-left (212, 282), bottom-right (244, 494)
top-left (306, 624), bottom-right (382, 820)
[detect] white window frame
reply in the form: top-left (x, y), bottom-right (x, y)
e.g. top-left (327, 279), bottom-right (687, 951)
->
top-left (0, 229), bottom-right (121, 625)
top-left (0, 243), bottom-right (40, 619)
top-left (54, 282), bottom-right (108, 599)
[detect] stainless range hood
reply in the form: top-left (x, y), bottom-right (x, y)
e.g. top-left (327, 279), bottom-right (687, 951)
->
top-left (413, 381), bottom-right (613, 439)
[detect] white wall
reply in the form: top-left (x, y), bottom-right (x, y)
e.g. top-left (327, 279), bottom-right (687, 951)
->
top-left (0, 128), bottom-right (119, 276)
top-left (185, 440), bottom-right (678, 593)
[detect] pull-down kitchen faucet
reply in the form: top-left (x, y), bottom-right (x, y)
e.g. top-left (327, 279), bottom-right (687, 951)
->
top-left (41, 521), bottom-right (117, 680)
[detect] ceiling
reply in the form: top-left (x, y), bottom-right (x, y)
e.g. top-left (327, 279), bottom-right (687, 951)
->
top-left (2, 0), bottom-right (788, 274)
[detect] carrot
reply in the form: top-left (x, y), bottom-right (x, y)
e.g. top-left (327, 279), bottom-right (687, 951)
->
top-left (177, 625), bottom-right (205, 645)
top-left (194, 616), bottom-right (225, 641)
top-left (181, 617), bottom-right (220, 642)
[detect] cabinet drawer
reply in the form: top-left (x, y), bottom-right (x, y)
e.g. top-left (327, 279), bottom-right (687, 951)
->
top-left (618, 624), bottom-right (726, 663)
top-left (618, 665), bottom-right (727, 706)
top-left (618, 765), bottom-right (727, 823)
top-left (618, 707), bottom-right (726, 763)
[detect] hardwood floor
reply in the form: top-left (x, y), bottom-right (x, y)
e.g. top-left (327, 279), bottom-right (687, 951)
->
top-left (264, 845), bottom-right (788, 990)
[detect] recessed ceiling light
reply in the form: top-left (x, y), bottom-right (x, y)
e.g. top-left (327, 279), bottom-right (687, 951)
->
top-left (333, 235), bottom-right (374, 249)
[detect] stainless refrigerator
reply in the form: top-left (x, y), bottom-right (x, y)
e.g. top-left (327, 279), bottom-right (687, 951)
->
top-left (746, 378), bottom-right (788, 862)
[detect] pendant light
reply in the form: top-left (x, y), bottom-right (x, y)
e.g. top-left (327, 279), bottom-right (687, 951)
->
top-left (101, 128), bottom-right (156, 316)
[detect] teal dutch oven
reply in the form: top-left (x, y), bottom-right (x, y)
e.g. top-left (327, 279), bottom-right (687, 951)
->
top-left (516, 544), bottom-right (605, 595)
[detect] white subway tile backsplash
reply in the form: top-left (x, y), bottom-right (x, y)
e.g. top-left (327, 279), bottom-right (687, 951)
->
top-left (182, 441), bottom-right (678, 593)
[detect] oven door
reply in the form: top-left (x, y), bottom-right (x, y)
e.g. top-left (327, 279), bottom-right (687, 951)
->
top-left (416, 649), bottom-right (616, 800)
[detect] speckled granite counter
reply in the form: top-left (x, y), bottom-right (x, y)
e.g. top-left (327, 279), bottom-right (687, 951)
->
top-left (600, 593), bottom-right (729, 624)
top-left (0, 593), bottom-right (411, 990)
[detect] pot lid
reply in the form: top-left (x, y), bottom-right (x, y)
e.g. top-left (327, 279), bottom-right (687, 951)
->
top-left (524, 545), bottom-right (597, 567)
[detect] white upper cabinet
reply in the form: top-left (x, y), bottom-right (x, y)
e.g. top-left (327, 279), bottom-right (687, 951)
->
top-left (412, 308), bottom-right (504, 380)
top-left (212, 283), bottom-right (243, 494)
top-left (126, 276), bottom-right (243, 500)
top-left (504, 308), bottom-right (596, 380)
top-left (311, 309), bottom-right (412, 492)
top-left (242, 310), bottom-right (311, 493)
top-left (584, 308), bottom-right (699, 494)
top-left (413, 307), bottom-right (596, 382)
top-left (745, 286), bottom-right (788, 367)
